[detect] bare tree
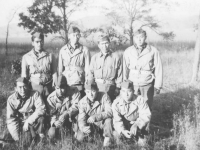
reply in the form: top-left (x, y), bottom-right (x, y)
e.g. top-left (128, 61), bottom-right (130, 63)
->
top-left (190, 12), bottom-right (200, 84)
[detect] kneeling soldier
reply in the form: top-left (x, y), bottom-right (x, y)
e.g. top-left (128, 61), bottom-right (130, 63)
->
top-left (112, 80), bottom-right (151, 146)
top-left (47, 75), bottom-right (81, 142)
top-left (7, 77), bottom-right (46, 146)
top-left (76, 81), bottom-right (113, 147)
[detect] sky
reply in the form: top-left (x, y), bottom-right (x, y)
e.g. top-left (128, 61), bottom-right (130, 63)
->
top-left (0, 0), bottom-right (200, 42)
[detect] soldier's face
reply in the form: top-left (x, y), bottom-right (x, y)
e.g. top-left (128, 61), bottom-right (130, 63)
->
top-left (32, 37), bottom-right (44, 52)
top-left (85, 89), bottom-right (97, 102)
top-left (16, 82), bottom-right (29, 98)
top-left (69, 32), bottom-right (81, 44)
top-left (55, 86), bottom-right (66, 97)
top-left (120, 87), bottom-right (133, 102)
top-left (133, 34), bottom-right (146, 48)
top-left (98, 41), bottom-right (110, 54)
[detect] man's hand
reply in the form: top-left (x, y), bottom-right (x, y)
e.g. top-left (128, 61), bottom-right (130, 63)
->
top-left (87, 116), bottom-right (95, 124)
top-left (54, 121), bottom-right (62, 128)
top-left (130, 124), bottom-right (138, 136)
top-left (23, 121), bottom-right (29, 131)
top-left (122, 130), bottom-right (131, 138)
top-left (59, 115), bottom-right (65, 123)
top-left (154, 88), bottom-right (160, 94)
top-left (82, 126), bottom-right (91, 134)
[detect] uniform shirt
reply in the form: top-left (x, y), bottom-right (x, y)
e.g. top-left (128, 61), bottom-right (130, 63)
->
top-left (58, 43), bottom-right (90, 85)
top-left (47, 89), bottom-right (81, 126)
top-left (21, 49), bottom-right (57, 84)
top-left (88, 51), bottom-right (122, 88)
top-left (123, 44), bottom-right (163, 89)
top-left (78, 93), bottom-right (112, 132)
top-left (112, 95), bottom-right (151, 135)
top-left (7, 91), bottom-right (45, 141)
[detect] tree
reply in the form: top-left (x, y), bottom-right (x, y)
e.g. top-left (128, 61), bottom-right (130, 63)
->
top-left (190, 11), bottom-right (200, 84)
top-left (106, 0), bottom-right (175, 45)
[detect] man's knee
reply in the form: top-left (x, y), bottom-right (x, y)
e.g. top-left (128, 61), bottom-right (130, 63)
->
top-left (48, 127), bottom-right (56, 139)
top-left (75, 131), bottom-right (85, 142)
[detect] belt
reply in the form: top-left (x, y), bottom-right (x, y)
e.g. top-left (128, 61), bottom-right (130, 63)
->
top-left (95, 79), bottom-right (115, 85)
top-left (130, 69), bottom-right (152, 75)
top-left (65, 66), bottom-right (84, 72)
top-left (30, 73), bottom-right (52, 85)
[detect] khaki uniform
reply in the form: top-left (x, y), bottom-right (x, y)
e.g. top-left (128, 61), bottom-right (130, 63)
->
top-left (88, 51), bottom-right (122, 100)
top-left (22, 50), bottom-right (57, 85)
top-left (123, 45), bottom-right (163, 107)
top-left (58, 43), bottom-right (90, 87)
top-left (76, 93), bottom-right (112, 140)
top-left (7, 91), bottom-right (46, 141)
top-left (112, 95), bottom-right (151, 135)
top-left (47, 89), bottom-right (81, 126)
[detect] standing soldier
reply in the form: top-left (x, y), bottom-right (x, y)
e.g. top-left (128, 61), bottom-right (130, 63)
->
top-left (58, 26), bottom-right (90, 97)
top-left (112, 80), bottom-right (151, 146)
top-left (21, 32), bottom-right (57, 105)
top-left (88, 35), bottom-right (122, 101)
top-left (123, 29), bottom-right (163, 108)
top-left (75, 81), bottom-right (113, 147)
top-left (7, 77), bottom-right (46, 147)
top-left (47, 75), bottom-right (81, 143)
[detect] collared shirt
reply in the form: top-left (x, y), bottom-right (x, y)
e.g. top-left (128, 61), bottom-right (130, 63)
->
top-left (78, 93), bottom-right (112, 132)
top-left (88, 51), bottom-right (123, 87)
top-left (7, 91), bottom-right (45, 141)
top-left (123, 44), bottom-right (163, 88)
top-left (47, 88), bottom-right (81, 126)
top-left (58, 43), bottom-right (90, 85)
top-left (112, 95), bottom-right (151, 135)
top-left (21, 49), bottom-right (57, 83)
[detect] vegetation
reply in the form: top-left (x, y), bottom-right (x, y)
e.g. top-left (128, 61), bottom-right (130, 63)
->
top-left (0, 41), bottom-right (199, 150)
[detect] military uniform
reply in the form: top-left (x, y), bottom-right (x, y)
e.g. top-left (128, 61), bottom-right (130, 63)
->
top-left (21, 50), bottom-right (57, 99)
top-left (88, 51), bottom-right (122, 100)
top-left (58, 43), bottom-right (90, 96)
top-left (112, 94), bottom-right (151, 141)
top-left (47, 88), bottom-right (81, 139)
top-left (76, 92), bottom-right (113, 142)
top-left (123, 44), bottom-right (163, 108)
top-left (7, 91), bottom-right (46, 141)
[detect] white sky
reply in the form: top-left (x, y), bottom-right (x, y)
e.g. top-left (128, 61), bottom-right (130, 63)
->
top-left (0, 0), bottom-right (200, 41)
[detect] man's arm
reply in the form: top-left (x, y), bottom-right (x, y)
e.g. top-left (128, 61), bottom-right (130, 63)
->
top-left (51, 53), bottom-right (58, 86)
top-left (154, 49), bottom-right (163, 90)
top-left (77, 100), bottom-right (88, 132)
top-left (58, 49), bottom-right (64, 76)
top-left (47, 95), bottom-right (57, 126)
top-left (115, 56), bottom-right (123, 88)
top-left (21, 55), bottom-right (29, 78)
top-left (135, 96), bottom-right (151, 129)
top-left (92, 94), bottom-right (112, 122)
top-left (7, 97), bottom-right (20, 141)
top-left (112, 100), bottom-right (126, 135)
top-left (26, 92), bottom-right (46, 125)
top-left (123, 51), bottom-right (130, 81)
top-left (87, 55), bottom-right (95, 82)
top-left (84, 47), bottom-right (91, 79)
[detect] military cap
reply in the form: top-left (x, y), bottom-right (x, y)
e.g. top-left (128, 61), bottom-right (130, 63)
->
top-left (68, 26), bottom-right (80, 34)
top-left (121, 80), bottom-right (133, 89)
top-left (85, 80), bottom-right (98, 90)
top-left (54, 75), bottom-right (67, 88)
top-left (133, 28), bottom-right (146, 37)
top-left (97, 35), bottom-right (110, 43)
top-left (16, 77), bottom-right (29, 85)
top-left (31, 32), bottom-right (44, 41)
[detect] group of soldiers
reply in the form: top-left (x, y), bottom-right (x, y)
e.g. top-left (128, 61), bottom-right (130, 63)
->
top-left (5, 26), bottom-right (163, 148)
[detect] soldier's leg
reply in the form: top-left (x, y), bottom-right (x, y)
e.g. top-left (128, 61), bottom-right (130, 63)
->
top-left (102, 118), bottom-right (113, 146)
top-left (48, 127), bottom-right (57, 140)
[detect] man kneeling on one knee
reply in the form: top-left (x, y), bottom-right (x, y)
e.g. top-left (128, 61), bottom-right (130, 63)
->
top-left (47, 75), bottom-right (81, 140)
top-left (112, 80), bottom-right (151, 145)
top-left (76, 81), bottom-right (113, 147)
top-left (7, 77), bottom-right (46, 143)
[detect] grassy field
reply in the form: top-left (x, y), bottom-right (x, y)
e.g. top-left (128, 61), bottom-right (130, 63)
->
top-left (0, 41), bottom-right (199, 150)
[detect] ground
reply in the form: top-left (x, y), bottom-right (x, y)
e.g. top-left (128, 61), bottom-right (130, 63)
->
top-left (0, 41), bottom-right (199, 150)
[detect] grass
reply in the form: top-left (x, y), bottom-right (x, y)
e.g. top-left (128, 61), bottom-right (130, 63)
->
top-left (0, 41), bottom-right (199, 150)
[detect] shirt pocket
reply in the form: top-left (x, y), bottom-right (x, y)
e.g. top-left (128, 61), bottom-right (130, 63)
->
top-left (94, 64), bottom-right (102, 78)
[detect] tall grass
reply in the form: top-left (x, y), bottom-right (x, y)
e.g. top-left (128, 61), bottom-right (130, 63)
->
top-left (0, 41), bottom-right (199, 150)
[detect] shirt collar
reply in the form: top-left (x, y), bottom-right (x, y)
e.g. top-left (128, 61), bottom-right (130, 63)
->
top-left (67, 42), bottom-right (80, 53)
top-left (99, 50), bottom-right (112, 57)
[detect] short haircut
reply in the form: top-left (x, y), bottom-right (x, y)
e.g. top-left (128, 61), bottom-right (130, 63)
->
top-left (31, 32), bottom-right (44, 42)
top-left (133, 29), bottom-right (147, 37)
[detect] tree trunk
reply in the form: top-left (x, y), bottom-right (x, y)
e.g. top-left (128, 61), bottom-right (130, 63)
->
top-left (63, 0), bottom-right (68, 44)
top-left (190, 12), bottom-right (200, 84)
top-left (129, 20), bottom-right (134, 46)
top-left (5, 23), bottom-right (9, 56)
